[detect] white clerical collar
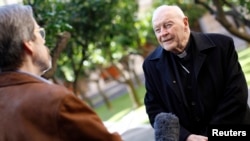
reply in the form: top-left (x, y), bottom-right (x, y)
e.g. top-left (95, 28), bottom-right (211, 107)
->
top-left (177, 50), bottom-right (187, 58)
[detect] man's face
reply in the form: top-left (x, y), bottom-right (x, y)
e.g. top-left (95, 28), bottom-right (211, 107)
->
top-left (152, 8), bottom-right (189, 54)
top-left (32, 22), bottom-right (52, 74)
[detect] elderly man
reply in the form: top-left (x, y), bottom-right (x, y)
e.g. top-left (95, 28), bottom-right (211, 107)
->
top-left (143, 5), bottom-right (250, 141)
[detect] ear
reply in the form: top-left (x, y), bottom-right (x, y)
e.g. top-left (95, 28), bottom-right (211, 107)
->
top-left (183, 17), bottom-right (189, 26)
top-left (23, 40), bottom-right (34, 55)
top-left (183, 17), bottom-right (189, 32)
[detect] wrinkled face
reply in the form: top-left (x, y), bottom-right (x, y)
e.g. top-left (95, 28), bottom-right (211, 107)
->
top-left (152, 7), bottom-right (190, 54)
top-left (32, 22), bottom-right (52, 74)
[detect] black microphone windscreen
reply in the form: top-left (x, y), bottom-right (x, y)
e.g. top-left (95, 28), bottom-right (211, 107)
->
top-left (154, 112), bottom-right (179, 141)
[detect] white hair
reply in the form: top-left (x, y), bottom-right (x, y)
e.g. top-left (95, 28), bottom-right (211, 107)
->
top-left (152, 5), bottom-right (186, 22)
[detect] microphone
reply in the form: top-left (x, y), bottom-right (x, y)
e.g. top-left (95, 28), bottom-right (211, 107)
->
top-left (154, 112), bottom-right (180, 141)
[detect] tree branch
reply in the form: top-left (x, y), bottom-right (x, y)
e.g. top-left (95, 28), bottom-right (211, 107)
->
top-left (42, 31), bottom-right (71, 79)
top-left (212, 0), bottom-right (250, 42)
top-left (194, 0), bottom-right (215, 14)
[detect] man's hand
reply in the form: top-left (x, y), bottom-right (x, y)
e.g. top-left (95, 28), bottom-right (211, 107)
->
top-left (186, 134), bottom-right (208, 141)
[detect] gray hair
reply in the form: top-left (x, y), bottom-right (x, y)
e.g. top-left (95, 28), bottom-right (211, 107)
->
top-left (0, 4), bottom-right (35, 71)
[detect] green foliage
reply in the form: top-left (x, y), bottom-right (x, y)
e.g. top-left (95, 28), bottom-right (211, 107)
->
top-left (135, 8), bottom-right (158, 47)
top-left (24, 0), bottom-right (141, 81)
top-left (239, 0), bottom-right (250, 10)
top-left (24, 0), bottom-right (73, 49)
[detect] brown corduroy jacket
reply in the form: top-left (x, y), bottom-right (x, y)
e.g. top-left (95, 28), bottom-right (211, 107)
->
top-left (0, 71), bottom-right (122, 141)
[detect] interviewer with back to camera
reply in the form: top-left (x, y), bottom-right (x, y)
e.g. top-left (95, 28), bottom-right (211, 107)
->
top-left (0, 4), bottom-right (123, 141)
top-left (142, 4), bottom-right (250, 141)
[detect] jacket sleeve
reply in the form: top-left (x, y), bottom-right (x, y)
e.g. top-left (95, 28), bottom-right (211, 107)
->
top-left (143, 61), bottom-right (165, 126)
top-left (57, 94), bottom-right (123, 141)
top-left (210, 37), bottom-right (250, 124)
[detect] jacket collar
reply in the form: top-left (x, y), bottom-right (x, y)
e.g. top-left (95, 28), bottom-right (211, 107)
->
top-left (148, 32), bottom-right (217, 109)
top-left (0, 71), bottom-right (51, 87)
top-left (148, 31), bottom-right (216, 61)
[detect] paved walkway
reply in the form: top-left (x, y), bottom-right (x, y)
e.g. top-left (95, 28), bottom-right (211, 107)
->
top-left (103, 107), bottom-right (155, 141)
top-left (105, 121), bottom-right (154, 141)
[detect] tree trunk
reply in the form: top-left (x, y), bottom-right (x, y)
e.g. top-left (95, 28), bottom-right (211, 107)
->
top-left (95, 79), bottom-right (112, 110)
top-left (43, 32), bottom-right (71, 79)
top-left (125, 79), bottom-right (142, 108)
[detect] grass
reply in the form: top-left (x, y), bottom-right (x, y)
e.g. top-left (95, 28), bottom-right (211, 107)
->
top-left (238, 47), bottom-right (250, 87)
top-left (94, 84), bottom-right (147, 122)
top-left (93, 47), bottom-right (250, 123)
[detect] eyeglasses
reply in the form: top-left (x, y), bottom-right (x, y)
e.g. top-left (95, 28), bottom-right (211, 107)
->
top-left (39, 28), bottom-right (46, 39)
